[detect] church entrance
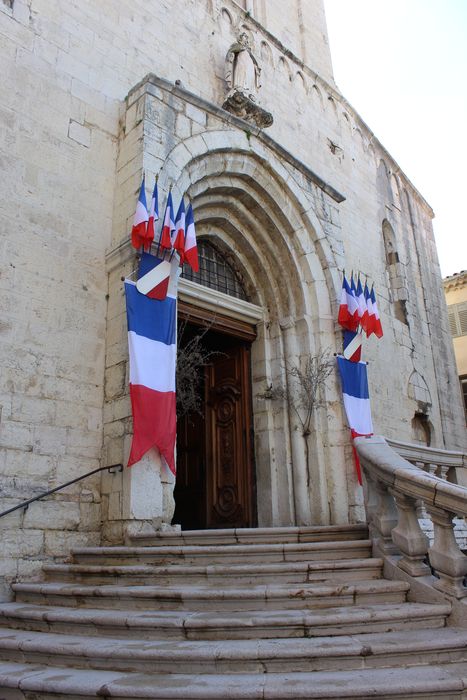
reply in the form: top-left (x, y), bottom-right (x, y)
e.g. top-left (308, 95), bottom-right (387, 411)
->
top-left (173, 313), bottom-right (257, 530)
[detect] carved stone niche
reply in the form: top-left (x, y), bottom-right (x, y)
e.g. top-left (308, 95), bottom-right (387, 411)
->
top-left (223, 32), bottom-right (273, 128)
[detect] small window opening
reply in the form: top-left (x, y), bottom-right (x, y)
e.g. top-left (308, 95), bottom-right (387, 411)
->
top-left (181, 240), bottom-right (249, 301)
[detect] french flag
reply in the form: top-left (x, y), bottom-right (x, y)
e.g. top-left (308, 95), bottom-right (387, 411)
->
top-left (361, 281), bottom-right (371, 334)
top-left (184, 203), bottom-right (199, 272)
top-left (368, 286), bottom-right (383, 338)
top-left (160, 192), bottom-right (175, 251)
top-left (173, 198), bottom-right (186, 262)
top-left (125, 279), bottom-right (176, 474)
top-left (337, 356), bottom-right (374, 484)
top-left (343, 330), bottom-right (362, 362)
top-left (131, 176), bottom-right (149, 250)
top-left (145, 180), bottom-right (159, 252)
top-left (337, 274), bottom-right (359, 332)
top-left (136, 252), bottom-right (171, 301)
top-left (356, 277), bottom-right (367, 331)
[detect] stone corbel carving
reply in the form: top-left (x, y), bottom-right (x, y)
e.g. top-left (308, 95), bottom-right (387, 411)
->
top-left (223, 32), bottom-right (273, 128)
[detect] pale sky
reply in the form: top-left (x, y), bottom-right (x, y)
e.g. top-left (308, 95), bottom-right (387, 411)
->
top-left (324, 0), bottom-right (467, 277)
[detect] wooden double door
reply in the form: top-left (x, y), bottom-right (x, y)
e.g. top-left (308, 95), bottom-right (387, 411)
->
top-left (173, 318), bottom-right (256, 530)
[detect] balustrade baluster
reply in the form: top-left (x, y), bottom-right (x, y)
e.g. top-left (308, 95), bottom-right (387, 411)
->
top-left (390, 490), bottom-right (430, 576)
top-left (413, 462), bottom-right (429, 518)
top-left (371, 480), bottom-right (399, 555)
top-left (438, 466), bottom-right (449, 481)
top-left (427, 506), bottom-right (467, 599)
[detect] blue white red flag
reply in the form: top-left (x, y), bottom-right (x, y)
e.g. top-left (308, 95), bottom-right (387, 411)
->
top-left (356, 277), bottom-right (367, 331)
top-left (343, 330), bottom-right (362, 362)
top-left (337, 356), bottom-right (374, 484)
top-left (370, 286), bottom-right (383, 338)
top-left (125, 279), bottom-right (177, 474)
top-left (361, 281), bottom-right (370, 335)
top-left (160, 191), bottom-right (175, 251)
top-left (145, 180), bottom-right (159, 251)
top-left (131, 176), bottom-right (149, 250)
top-left (184, 203), bottom-right (199, 272)
top-left (173, 198), bottom-right (186, 261)
top-left (136, 252), bottom-right (171, 301)
top-left (337, 274), bottom-right (359, 332)
top-left (337, 356), bottom-right (373, 436)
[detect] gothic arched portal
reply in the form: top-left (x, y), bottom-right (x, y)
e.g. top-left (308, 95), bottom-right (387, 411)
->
top-left (166, 132), bottom-right (350, 528)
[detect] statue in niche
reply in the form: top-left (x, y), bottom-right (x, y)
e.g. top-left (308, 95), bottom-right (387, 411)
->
top-left (223, 32), bottom-right (273, 128)
top-left (226, 33), bottom-right (261, 101)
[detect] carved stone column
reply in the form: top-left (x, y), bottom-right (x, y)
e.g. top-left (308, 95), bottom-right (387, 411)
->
top-left (427, 506), bottom-right (467, 598)
top-left (391, 491), bottom-right (430, 576)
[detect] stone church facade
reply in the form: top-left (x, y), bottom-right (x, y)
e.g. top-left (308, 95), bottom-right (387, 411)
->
top-left (0, 0), bottom-right (465, 595)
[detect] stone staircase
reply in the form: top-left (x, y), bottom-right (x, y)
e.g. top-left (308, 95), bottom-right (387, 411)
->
top-left (0, 524), bottom-right (466, 699)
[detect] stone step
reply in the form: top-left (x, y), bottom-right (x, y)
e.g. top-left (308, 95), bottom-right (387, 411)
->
top-left (0, 602), bottom-right (451, 640)
top-left (11, 579), bottom-right (409, 611)
top-left (70, 538), bottom-right (372, 566)
top-left (1, 659), bottom-right (466, 699)
top-left (1, 627), bottom-right (466, 674)
top-left (42, 557), bottom-right (384, 586)
top-left (130, 524), bottom-right (369, 547)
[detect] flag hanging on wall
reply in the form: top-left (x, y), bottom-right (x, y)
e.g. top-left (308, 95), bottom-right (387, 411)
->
top-left (125, 277), bottom-right (177, 474)
top-left (160, 191), bottom-right (175, 251)
top-left (131, 176), bottom-right (149, 250)
top-left (173, 198), bottom-right (186, 261)
top-left (184, 203), bottom-right (199, 272)
top-left (136, 251), bottom-right (171, 301)
top-left (337, 355), bottom-right (374, 484)
top-left (368, 285), bottom-right (384, 338)
top-left (343, 330), bottom-right (362, 362)
top-left (145, 180), bottom-right (159, 251)
top-left (337, 274), bottom-right (359, 332)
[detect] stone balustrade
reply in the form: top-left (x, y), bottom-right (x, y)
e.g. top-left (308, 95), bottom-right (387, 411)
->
top-left (355, 436), bottom-right (467, 599)
top-left (387, 439), bottom-right (467, 487)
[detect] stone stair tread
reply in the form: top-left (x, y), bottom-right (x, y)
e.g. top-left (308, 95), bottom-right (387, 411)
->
top-left (130, 523), bottom-right (369, 545)
top-left (12, 578), bottom-right (409, 600)
top-left (0, 659), bottom-right (466, 698)
top-left (0, 627), bottom-right (465, 666)
top-left (42, 556), bottom-right (383, 578)
top-left (71, 540), bottom-right (371, 561)
top-left (0, 600), bottom-right (451, 630)
top-left (74, 540), bottom-right (373, 556)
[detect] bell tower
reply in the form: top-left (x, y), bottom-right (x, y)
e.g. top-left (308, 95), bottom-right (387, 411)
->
top-left (236, 0), bottom-right (335, 85)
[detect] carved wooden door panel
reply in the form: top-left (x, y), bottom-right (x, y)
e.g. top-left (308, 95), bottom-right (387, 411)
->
top-left (205, 343), bottom-right (255, 529)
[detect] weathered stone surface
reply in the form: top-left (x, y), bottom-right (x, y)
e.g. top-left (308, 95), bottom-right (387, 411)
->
top-left (0, 526), bottom-right (465, 695)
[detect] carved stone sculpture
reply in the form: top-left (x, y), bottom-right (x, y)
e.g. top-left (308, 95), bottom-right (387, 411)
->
top-left (223, 33), bottom-right (273, 128)
top-left (226, 33), bottom-right (261, 100)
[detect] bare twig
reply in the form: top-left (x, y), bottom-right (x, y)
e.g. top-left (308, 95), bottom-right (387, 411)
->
top-left (176, 320), bottom-right (223, 418)
top-left (257, 349), bottom-right (333, 489)
top-left (258, 349), bottom-right (333, 438)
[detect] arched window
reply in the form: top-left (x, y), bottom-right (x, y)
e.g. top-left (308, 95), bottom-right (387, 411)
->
top-left (181, 240), bottom-right (249, 301)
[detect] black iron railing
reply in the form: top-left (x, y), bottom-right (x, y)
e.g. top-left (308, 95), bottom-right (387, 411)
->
top-left (0, 464), bottom-right (123, 519)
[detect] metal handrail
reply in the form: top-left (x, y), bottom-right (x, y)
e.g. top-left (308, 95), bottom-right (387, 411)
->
top-left (0, 464), bottom-right (123, 519)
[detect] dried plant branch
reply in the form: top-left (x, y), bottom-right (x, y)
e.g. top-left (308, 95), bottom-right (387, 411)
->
top-left (257, 349), bottom-right (333, 490)
top-left (176, 320), bottom-right (223, 418)
top-left (258, 349), bottom-right (333, 438)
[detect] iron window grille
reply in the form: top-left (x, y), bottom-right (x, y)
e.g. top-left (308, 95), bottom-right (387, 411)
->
top-left (182, 240), bottom-right (248, 301)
